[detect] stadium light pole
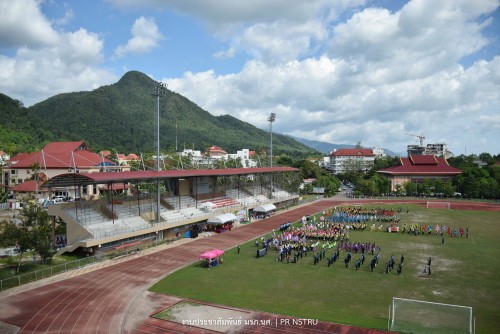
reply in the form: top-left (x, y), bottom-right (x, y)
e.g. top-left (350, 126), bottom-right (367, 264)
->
top-left (152, 81), bottom-right (166, 224)
top-left (268, 113), bottom-right (276, 199)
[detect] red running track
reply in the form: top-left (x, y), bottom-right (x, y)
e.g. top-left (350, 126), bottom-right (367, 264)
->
top-left (1, 198), bottom-right (495, 333)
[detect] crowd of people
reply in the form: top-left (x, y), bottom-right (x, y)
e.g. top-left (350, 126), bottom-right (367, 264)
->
top-left (247, 204), bottom-right (470, 277)
top-left (324, 206), bottom-right (401, 224)
top-left (399, 223), bottom-right (468, 238)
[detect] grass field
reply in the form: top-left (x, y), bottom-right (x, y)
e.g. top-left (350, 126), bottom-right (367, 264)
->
top-left (149, 203), bottom-right (500, 333)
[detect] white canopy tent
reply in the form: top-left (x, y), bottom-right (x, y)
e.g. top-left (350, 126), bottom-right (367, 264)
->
top-left (200, 201), bottom-right (215, 209)
top-left (253, 203), bottom-right (277, 213)
top-left (206, 213), bottom-right (237, 225)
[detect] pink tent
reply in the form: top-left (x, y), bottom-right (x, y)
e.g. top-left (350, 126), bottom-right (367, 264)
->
top-left (199, 251), bottom-right (218, 260)
top-left (211, 249), bottom-right (224, 256)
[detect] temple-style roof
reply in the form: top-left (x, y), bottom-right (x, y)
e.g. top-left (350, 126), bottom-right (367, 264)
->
top-left (378, 155), bottom-right (461, 176)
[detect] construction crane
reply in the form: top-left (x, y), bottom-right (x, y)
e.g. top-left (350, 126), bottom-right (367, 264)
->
top-left (406, 133), bottom-right (425, 146)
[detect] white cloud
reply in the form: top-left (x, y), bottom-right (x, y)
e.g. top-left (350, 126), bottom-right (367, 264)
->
top-left (108, 0), bottom-right (366, 63)
top-left (0, 0), bottom-right (116, 106)
top-left (166, 44), bottom-right (499, 154)
top-left (53, 7), bottom-right (75, 26)
top-left (114, 16), bottom-right (164, 58)
top-left (239, 20), bottom-right (327, 63)
top-left (213, 47), bottom-right (236, 59)
top-left (0, 0), bottom-right (59, 48)
top-left (1, 0), bottom-right (499, 155)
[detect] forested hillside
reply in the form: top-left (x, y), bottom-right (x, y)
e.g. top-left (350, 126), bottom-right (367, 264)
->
top-left (23, 71), bottom-right (317, 156)
top-left (0, 93), bottom-right (57, 153)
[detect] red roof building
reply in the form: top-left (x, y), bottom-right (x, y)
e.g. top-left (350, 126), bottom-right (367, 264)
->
top-left (11, 180), bottom-right (48, 194)
top-left (205, 146), bottom-right (227, 158)
top-left (327, 148), bottom-right (375, 175)
top-left (6, 141), bottom-right (121, 200)
top-left (377, 155), bottom-right (462, 191)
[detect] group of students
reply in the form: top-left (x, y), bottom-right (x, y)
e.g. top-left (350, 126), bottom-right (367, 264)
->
top-left (324, 205), bottom-right (401, 224)
top-left (255, 205), bottom-right (466, 277)
top-left (400, 223), bottom-right (469, 238)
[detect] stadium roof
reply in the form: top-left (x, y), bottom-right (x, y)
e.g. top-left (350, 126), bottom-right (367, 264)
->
top-left (43, 166), bottom-right (299, 188)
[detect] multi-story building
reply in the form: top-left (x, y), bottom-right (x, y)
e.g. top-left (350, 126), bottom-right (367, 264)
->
top-left (407, 143), bottom-right (453, 159)
top-left (327, 148), bottom-right (375, 175)
top-left (6, 141), bottom-right (125, 201)
top-left (228, 149), bottom-right (257, 168)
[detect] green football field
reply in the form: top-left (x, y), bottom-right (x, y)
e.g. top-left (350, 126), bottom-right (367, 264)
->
top-left (150, 203), bottom-right (500, 333)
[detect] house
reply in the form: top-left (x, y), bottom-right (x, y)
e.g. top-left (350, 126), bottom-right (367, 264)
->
top-left (205, 146), bottom-right (228, 159)
top-left (327, 148), bottom-right (375, 175)
top-left (116, 153), bottom-right (141, 166)
top-left (0, 150), bottom-right (10, 166)
top-left (228, 149), bottom-right (257, 168)
top-left (377, 155), bottom-right (462, 191)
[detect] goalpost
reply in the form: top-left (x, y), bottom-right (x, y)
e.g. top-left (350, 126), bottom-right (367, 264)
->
top-left (426, 201), bottom-right (451, 210)
top-left (390, 297), bottom-right (473, 334)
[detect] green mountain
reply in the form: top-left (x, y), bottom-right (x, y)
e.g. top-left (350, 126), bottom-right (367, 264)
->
top-left (0, 93), bottom-right (58, 153)
top-left (23, 71), bottom-right (317, 156)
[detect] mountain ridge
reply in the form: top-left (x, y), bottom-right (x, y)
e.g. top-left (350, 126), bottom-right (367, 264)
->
top-left (2, 71), bottom-right (394, 157)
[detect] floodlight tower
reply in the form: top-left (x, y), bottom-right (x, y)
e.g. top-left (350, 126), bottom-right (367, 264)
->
top-left (152, 81), bottom-right (166, 224)
top-left (268, 113), bottom-right (276, 198)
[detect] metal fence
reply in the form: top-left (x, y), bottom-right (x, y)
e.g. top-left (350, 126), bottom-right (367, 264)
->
top-left (0, 254), bottom-right (106, 291)
top-left (0, 239), bottom-right (177, 291)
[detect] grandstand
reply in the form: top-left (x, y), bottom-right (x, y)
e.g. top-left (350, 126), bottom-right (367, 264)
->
top-left (45, 167), bottom-right (300, 254)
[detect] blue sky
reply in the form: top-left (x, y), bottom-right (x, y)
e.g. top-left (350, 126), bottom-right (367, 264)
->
top-left (0, 0), bottom-right (499, 156)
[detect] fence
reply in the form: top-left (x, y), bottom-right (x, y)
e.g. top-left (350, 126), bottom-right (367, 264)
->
top-left (0, 254), bottom-right (106, 291)
top-left (0, 238), bottom-right (180, 292)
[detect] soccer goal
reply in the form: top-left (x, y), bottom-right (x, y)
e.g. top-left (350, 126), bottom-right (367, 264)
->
top-left (390, 297), bottom-right (473, 334)
top-left (426, 201), bottom-right (451, 210)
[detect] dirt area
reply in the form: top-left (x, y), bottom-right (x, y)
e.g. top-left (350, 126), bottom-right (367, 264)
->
top-left (154, 301), bottom-right (252, 332)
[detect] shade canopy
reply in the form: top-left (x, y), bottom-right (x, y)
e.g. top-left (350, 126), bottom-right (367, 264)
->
top-left (200, 201), bottom-right (215, 209)
top-left (206, 213), bottom-right (237, 225)
top-left (199, 251), bottom-right (218, 259)
top-left (253, 203), bottom-right (277, 213)
top-left (212, 249), bottom-right (224, 256)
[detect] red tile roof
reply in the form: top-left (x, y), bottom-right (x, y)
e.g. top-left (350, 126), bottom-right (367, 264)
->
top-left (127, 153), bottom-right (140, 160)
top-left (12, 180), bottom-right (48, 192)
top-left (378, 155), bottom-right (461, 176)
top-left (409, 155), bottom-right (438, 165)
top-left (43, 141), bottom-right (86, 154)
top-left (331, 148), bottom-right (374, 157)
top-left (206, 146), bottom-right (227, 155)
top-left (11, 142), bottom-right (112, 169)
top-left (8, 152), bottom-right (30, 164)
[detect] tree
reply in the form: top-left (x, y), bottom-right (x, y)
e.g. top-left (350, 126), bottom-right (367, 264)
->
top-left (0, 199), bottom-right (55, 273)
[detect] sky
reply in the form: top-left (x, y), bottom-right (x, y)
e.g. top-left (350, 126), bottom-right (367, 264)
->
top-left (0, 0), bottom-right (499, 156)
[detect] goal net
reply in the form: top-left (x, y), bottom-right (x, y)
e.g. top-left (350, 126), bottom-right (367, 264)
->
top-left (426, 201), bottom-right (451, 210)
top-left (391, 297), bottom-right (472, 334)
